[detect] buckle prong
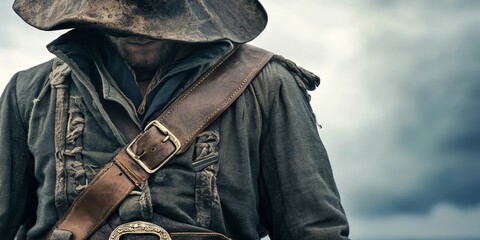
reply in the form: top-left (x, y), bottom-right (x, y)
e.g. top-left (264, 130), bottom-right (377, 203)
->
top-left (126, 121), bottom-right (181, 174)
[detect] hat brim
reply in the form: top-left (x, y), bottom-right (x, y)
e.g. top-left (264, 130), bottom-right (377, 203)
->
top-left (13, 0), bottom-right (268, 43)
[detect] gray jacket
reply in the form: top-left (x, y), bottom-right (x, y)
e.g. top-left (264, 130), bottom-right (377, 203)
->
top-left (0, 29), bottom-right (349, 239)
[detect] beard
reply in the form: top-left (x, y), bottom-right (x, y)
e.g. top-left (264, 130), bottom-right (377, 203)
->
top-left (106, 35), bottom-right (177, 73)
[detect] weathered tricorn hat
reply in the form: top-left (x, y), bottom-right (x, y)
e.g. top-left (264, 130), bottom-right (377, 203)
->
top-left (13, 0), bottom-right (268, 43)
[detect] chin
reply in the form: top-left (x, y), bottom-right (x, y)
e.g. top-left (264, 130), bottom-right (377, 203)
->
top-left (127, 55), bottom-right (161, 69)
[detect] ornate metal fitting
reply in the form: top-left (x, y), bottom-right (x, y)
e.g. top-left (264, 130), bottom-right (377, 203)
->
top-left (109, 221), bottom-right (172, 240)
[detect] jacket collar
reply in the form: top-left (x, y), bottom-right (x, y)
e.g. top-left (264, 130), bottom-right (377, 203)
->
top-left (47, 28), bottom-right (234, 124)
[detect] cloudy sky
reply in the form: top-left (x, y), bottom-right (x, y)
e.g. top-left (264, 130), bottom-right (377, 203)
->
top-left (1, 0), bottom-right (480, 239)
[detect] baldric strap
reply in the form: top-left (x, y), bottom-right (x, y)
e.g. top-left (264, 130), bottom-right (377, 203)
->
top-left (48, 44), bottom-right (273, 240)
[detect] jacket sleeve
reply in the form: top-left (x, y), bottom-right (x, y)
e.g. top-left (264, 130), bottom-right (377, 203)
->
top-left (258, 60), bottom-right (349, 239)
top-left (0, 74), bottom-right (36, 239)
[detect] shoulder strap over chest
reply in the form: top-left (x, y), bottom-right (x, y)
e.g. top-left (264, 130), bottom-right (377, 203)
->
top-left (48, 44), bottom-right (273, 240)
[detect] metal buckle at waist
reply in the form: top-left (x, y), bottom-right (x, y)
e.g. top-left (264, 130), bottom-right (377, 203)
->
top-left (109, 221), bottom-right (172, 240)
top-left (126, 120), bottom-right (181, 174)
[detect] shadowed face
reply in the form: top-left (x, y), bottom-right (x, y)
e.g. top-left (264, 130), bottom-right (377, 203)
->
top-left (107, 35), bottom-right (174, 71)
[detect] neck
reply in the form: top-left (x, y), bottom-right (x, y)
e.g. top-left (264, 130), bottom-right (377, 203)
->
top-left (132, 42), bottom-right (195, 97)
top-left (134, 41), bottom-right (177, 80)
top-left (133, 68), bottom-right (157, 82)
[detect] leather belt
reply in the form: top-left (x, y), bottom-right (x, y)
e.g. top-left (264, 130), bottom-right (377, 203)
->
top-left (109, 221), bottom-right (231, 240)
top-left (47, 44), bottom-right (273, 240)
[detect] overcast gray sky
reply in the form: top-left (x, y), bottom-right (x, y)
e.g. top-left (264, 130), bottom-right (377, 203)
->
top-left (1, 1), bottom-right (480, 239)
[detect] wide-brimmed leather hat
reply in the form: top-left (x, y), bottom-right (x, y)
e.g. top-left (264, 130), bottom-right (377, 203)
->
top-left (13, 0), bottom-right (268, 43)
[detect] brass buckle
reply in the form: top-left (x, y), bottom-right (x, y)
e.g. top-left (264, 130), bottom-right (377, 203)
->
top-left (109, 221), bottom-right (172, 240)
top-left (126, 120), bottom-right (181, 174)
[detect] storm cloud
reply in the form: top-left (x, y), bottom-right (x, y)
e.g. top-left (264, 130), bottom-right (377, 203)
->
top-left (254, 1), bottom-right (480, 237)
top-left (340, 1), bottom-right (480, 216)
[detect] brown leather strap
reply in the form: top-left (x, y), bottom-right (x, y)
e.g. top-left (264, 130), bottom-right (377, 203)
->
top-left (49, 44), bottom-right (273, 240)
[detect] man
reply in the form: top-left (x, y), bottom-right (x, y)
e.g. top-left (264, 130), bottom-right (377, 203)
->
top-left (0, 0), bottom-right (349, 239)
